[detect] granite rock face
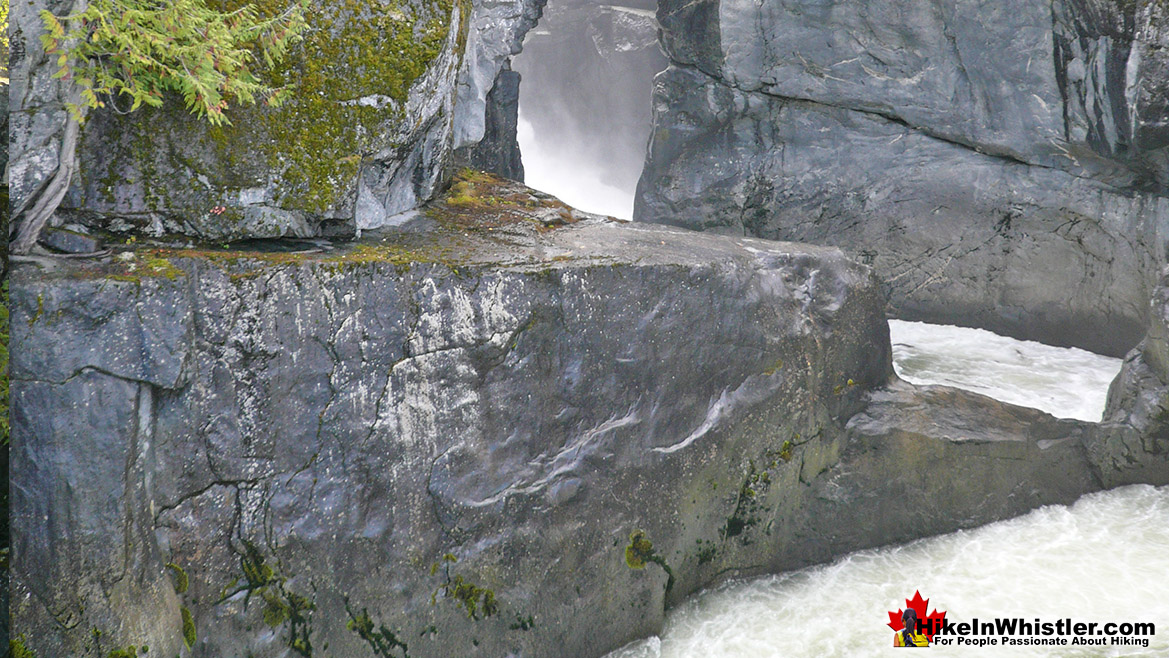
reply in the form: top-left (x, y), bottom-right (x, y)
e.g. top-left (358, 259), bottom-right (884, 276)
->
top-left (1093, 269), bottom-right (1169, 486)
top-left (451, 0), bottom-right (545, 155)
top-left (8, 187), bottom-right (891, 656)
top-left (802, 380), bottom-right (1100, 560)
top-left (452, 63), bottom-right (526, 180)
top-left (9, 174), bottom-right (1138, 656)
top-left (636, 0), bottom-right (1169, 356)
top-left (8, 0), bottom-right (547, 242)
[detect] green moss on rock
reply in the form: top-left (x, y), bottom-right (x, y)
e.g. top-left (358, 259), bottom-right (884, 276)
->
top-left (85, 0), bottom-right (465, 229)
top-left (429, 554), bottom-right (499, 621)
top-left (344, 600), bottom-right (410, 657)
top-left (166, 562), bottom-right (189, 595)
top-left (623, 530), bottom-right (676, 596)
top-left (180, 605), bottom-right (197, 648)
top-left (9, 637), bottom-right (38, 658)
top-left (624, 530), bottom-right (654, 570)
top-left (210, 0), bottom-right (461, 213)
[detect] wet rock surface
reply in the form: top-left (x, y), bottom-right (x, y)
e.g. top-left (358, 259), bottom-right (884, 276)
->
top-left (636, 0), bottom-right (1169, 357)
top-left (799, 380), bottom-right (1100, 562)
top-left (1093, 270), bottom-right (1169, 487)
top-left (9, 175), bottom-right (891, 657)
top-left (9, 174), bottom-right (1160, 656)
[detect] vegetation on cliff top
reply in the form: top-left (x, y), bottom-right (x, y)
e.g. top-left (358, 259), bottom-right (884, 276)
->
top-left (49, 169), bottom-right (588, 283)
top-left (99, 0), bottom-right (469, 227)
top-left (40, 0), bottom-right (307, 124)
top-left (12, 0), bottom-right (308, 254)
top-left (1, 0), bottom-right (9, 83)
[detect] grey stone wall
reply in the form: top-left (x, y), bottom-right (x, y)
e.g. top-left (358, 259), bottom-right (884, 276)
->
top-left (1093, 269), bottom-right (1169, 487)
top-left (636, 0), bottom-right (1169, 356)
top-left (9, 218), bottom-right (891, 656)
top-left (10, 198), bottom-right (1134, 656)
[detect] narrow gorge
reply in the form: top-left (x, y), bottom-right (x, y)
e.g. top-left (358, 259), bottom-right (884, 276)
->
top-left (5, 0), bottom-right (1168, 656)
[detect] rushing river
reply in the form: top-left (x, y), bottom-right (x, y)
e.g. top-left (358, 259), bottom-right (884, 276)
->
top-left (888, 320), bottom-right (1123, 423)
top-left (606, 322), bottom-right (1167, 658)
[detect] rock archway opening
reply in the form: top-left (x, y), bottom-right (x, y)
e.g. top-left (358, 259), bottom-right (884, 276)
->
top-left (512, 0), bottom-right (667, 219)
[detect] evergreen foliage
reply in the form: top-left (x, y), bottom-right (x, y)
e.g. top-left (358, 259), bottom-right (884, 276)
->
top-left (39, 0), bottom-right (309, 124)
top-left (1, 0), bottom-right (10, 82)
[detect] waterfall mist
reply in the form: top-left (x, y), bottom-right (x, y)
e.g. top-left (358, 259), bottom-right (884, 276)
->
top-left (512, 0), bottom-right (666, 218)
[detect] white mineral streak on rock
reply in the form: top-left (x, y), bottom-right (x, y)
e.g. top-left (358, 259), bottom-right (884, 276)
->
top-left (653, 373), bottom-right (783, 454)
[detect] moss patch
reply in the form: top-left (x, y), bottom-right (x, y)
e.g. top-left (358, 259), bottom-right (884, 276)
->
top-left (344, 599), bottom-right (410, 657)
top-left (9, 638), bottom-right (37, 658)
top-left (623, 530), bottom-right (676, 597)
top-left (180, 606), bottom-right (197, 648)
top-left (84, 0), bottom-right (466, 230)
top-left (219, 539), bottom-right (316, 655)
top-left (166, 562), bottom-right (190, 594)
top-left (54, 169), bottom-right (604, 284)
top-left (427, 169), bottom-right (579, 232)
top-left (429, 553), bottom-right (499, 621)
top-left (227, 0), bottom-right (460, 212)
top-left (720, 459), bottom-right (776, 543)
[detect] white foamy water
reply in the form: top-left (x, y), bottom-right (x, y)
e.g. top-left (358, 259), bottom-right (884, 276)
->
top-left (889, 320), bottom-right (1123, 422)
top-left (606, 323), bottom-right (1158, 658)
top-left (606, 485), bottom-right (1169, 658)
top-left (517, 115), bottom-right (635, 219)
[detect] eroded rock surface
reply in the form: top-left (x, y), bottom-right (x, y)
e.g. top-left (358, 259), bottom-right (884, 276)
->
top-left (9, 176), bottom-right (891, 657)
top-left (10, 174), bottom-right (1154, 656)
top-left (1093, 270), bottom-right (1169, 486)
top-left (636, 0), bottom-right (1169, 356)
top-left (799, 380), bottom-right (1100, 562)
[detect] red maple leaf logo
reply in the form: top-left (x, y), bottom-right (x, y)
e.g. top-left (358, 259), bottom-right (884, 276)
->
top-left (887, 590), bottom-right (947, 641)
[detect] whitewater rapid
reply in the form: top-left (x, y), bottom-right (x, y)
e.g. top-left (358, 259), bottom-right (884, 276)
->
top-left (606, 322), bottom-right (1164, 658)
top-left (889, 320), bottom-right (1122, 422)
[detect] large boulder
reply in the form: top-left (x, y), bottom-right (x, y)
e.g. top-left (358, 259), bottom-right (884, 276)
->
top-left (800, 380), bottom-right (1100, 561)
top-left (636, 0), bottom-right (1169, 356)
top-left (7, 174), bottom-right (1126, 656)
top-left (8, 175), bottom-right (891, 657)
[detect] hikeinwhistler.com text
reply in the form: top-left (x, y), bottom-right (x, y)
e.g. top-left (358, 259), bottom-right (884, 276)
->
top-left (920, 618), bottom-right (1156, 648)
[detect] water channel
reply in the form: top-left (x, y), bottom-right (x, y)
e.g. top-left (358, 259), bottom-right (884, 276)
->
top-left (605, 322), bottom-right (1167, 657)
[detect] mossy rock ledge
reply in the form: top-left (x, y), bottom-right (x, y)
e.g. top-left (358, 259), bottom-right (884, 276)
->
top-left (7, 176), bottom-right (1140, 656)
top-left (10, 0), bottom-right (528, 242)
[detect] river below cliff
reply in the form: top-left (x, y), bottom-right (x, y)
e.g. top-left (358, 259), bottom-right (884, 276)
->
top-left (888, 320), bottom-right (1122, 422)
top-left (606, 322), bottom-right (1166, 657)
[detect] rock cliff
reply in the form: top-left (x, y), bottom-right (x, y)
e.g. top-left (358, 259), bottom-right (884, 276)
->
top-left (636, 0), bottom-right (1169, 357)
top-left (10, 174), bottom-right (1123, 657)
top-left (7, 0), bottom-right (543, 242)
top-left (1093, 269), bottom-right (1169, 486)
